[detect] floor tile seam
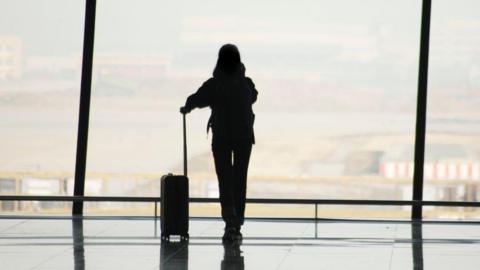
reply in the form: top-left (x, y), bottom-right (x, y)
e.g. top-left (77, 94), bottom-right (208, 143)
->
top-left (273, 244), bottom-right (294, 270)
top-left (274, 222), bottom-right (311, 270)
top-left (158, 243), bottom-right (188, 266)
top-left (88, 219), bottom-right (122, 238)
top-left (388, 241), bottom-right (396, 270)
top-left (27, 232), bottom-right (160, 269)
top-left (197, 220), bottom-right (219, 237)
top-left (391, 223), bottom-right (400, 247)
top-left (78, 219), bottom-right (160, 243)
top-left (392, 224), bottom-right (417, 270)
top-left (28, 244), bottom-right (75, 270)
top-left (52, 218), bottom-right (122, 246)
top-left (0, 219), bottom-right (28, 234)
top-left (1, 218), bottom-right (119, 239)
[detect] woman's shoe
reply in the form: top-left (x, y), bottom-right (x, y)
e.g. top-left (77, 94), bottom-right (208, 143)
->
top-left (234, 227), bottom-right (243, 241)
top-left (222, 227), bottom-right (237, 243)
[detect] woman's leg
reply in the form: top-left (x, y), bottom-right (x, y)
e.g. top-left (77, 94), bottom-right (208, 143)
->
top-left (232, 142), bottom-right (252, 227)
top-left (212, 144), bottom-right (237, 227)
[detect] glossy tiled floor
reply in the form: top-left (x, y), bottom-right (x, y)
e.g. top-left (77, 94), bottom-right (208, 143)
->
top-left (0, 217), bottom-right (479, 269)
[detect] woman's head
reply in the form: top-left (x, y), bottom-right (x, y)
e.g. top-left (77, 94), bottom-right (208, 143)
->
top-left (214, 44), bottom-right (243, 77)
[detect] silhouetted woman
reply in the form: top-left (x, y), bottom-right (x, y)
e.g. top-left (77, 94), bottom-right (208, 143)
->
top-left (180, 44), bottom-right (257, 242)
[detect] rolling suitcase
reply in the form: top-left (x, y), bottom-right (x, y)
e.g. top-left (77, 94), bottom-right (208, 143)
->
top-left (161, 113), bottom-right (189, 241)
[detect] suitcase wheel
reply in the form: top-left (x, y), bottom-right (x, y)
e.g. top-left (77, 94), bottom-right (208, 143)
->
top-left (180, 234), bottom-right (189, 242)
top-left (160, 233), bottom-right (188, 242)
top-left (161, 234), bottom-right (169, 242)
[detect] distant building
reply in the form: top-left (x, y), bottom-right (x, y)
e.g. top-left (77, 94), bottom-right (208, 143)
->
top-left (94, 54), bottom-right (170, 80)
top-left (379, 144), bottom-right (480, 180)
top-left (26, 56), bottom-right (80, 76)
top-left (0, 36), bottom-right (22, 80)
top-left (24, 53), bottom-right (169, 81)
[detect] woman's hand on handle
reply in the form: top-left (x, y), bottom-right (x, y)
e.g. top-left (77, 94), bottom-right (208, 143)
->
top-left (180, 106), bottom-right (190, 114)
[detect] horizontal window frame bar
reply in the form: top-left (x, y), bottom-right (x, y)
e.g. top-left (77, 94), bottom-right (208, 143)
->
top-left (0, 195), bottom-right (479, 207)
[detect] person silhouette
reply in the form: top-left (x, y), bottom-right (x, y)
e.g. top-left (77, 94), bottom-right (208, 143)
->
top-left (180, 44), bottom-right (258, 242)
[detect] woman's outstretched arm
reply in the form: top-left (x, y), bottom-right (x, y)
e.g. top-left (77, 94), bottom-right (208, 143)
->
top-left (182, 78), bottom-right (215, 113)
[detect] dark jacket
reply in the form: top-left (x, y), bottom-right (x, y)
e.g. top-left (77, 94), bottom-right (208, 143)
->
top-left (185, 65), bottom-right (258, 145)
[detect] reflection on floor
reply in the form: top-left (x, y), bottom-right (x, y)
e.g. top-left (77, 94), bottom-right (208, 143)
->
top-left (0, 217), bottom-right (479, 269)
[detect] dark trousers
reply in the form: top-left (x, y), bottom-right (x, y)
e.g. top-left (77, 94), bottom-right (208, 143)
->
top-left (212, 142), bottom-right (252, 228)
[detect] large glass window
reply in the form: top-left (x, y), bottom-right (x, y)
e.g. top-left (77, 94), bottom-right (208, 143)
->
top-left (85, 0), bottom-right (421, 218)
top-left (2, 1), bottom-right (477, 219)
top-left (426, 0), bottom-right (480, 220)
top-left (0, 0), bottom-right (84, 213)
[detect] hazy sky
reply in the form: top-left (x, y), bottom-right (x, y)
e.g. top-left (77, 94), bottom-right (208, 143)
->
top-left (1, 0), bottom-right (479, 88)
top-left (0, 0), bottom-right (423, 57)
top-left (1, 0), bottom-right (478, 58)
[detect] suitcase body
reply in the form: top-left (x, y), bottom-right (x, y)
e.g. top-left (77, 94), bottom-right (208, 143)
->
top-left (160, 113), bottom-right (190, 242)
top-left (160, 174), bottom-right (189, 240)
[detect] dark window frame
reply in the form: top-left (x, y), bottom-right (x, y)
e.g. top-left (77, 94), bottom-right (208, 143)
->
top-left (71, 0), bottom-right (439, 220)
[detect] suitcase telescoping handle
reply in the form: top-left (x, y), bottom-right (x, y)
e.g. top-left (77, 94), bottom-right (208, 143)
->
top-left (183, 112), bottom-right (187, 177)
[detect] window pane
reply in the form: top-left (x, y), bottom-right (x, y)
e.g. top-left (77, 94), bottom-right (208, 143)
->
top-left (85, 0), bottom-right (420, 218)
top-left (425, 0), bottom-right (480, 220)
top-left (0, 0), bottom-right (84, 214)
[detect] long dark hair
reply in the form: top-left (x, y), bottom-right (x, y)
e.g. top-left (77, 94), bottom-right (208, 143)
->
top-left (213, 44), bottom-right (243, 77)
